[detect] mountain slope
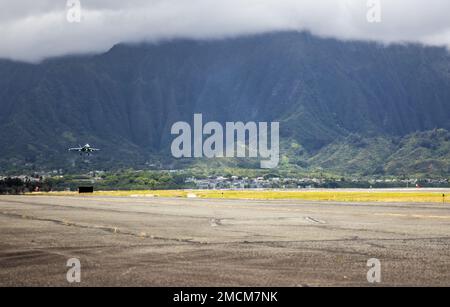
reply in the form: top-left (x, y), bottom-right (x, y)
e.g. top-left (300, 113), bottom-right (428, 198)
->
top-left (1, 32), bottom-right (450, 174)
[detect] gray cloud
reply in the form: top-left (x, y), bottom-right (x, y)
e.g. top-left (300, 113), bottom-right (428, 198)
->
top-left (1, 0), bottom-right (450, 62)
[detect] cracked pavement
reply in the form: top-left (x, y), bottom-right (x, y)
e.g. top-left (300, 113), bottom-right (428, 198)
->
top-left (0, 195), bottom-right (449, 286)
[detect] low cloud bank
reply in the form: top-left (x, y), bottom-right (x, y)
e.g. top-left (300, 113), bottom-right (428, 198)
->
top-left (1, 0), bottom-right (450, 62)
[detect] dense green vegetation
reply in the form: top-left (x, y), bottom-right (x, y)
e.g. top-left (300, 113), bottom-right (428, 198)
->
top-left (2, 165), bottom-right (449, 194)
top-left (51, 171), bottom-right (192, 191)
top-left (1, 32), bottom-right (450, 177)
top-left (2, 128), bottom-right (450, 181)
top-left (0, 177), bottom-right (53, 194)
top-left (24, 170), bottom-right (450, 193)
top-left (287, 129), bottom-right (450, 177)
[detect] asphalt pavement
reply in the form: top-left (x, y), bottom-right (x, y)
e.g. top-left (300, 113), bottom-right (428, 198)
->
top-left (0, 195), bottom-right (449, 286)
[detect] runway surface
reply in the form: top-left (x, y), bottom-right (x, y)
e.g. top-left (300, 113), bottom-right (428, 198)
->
top-left (0, 195), bottom-right (449, 286)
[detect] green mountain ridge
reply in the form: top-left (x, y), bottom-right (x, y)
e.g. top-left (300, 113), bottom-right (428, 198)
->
top-left (301, 129), bottom-right (450, 176)
top-left (1, 32), bottom-right (450, 176)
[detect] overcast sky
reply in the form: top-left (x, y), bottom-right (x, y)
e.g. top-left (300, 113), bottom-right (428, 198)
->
top-left (1, 0), bottom-right (450, 62)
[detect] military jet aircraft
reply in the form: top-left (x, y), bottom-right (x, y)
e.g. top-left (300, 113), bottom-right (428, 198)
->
top-left (68, 144), bottom-right (100, 156)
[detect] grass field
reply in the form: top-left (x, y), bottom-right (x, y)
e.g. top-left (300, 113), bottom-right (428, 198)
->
top-left (29, 189), bottom-right (450, 204)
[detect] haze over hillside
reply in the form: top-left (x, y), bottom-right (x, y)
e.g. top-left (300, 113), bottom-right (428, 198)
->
top-left (1, 32), bottom-right (450, 175)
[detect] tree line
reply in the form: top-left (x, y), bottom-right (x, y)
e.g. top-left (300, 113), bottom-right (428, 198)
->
top-left (0, 177), bottom-right (53, 195)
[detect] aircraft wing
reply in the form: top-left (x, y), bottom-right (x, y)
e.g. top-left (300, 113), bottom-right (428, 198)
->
top-left (68, 148), bottom-right (82, 151)
top-left (91, 148), bottom-right (100, 151)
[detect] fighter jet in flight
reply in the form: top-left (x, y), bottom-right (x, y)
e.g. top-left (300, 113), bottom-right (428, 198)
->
top-left (68, 144), bottom-right (100, 156)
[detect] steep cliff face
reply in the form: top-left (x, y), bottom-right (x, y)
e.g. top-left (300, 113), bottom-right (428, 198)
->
top-left (1, 32), bottom-right (450, 173)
